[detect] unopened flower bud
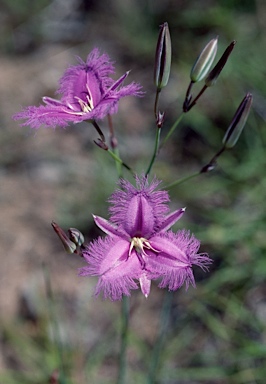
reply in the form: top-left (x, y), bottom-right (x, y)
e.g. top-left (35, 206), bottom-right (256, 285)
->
top-left (68, 228), bottom-right (85, 247)
top-left (190, 36), bottom-right (218, 83)
top-left (205, 40), bottom-right (236, 87)
top-left (154, 22), bottom-right (172, 89)
top-left (51, 221), bottom-right (77, 254)
top-left (222, 93), bottom-right (253, 149)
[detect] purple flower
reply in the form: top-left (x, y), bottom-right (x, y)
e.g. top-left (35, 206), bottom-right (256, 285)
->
top-left (13, 48), bottom-right (143, 129)
top-left (80, 176), bottom-right (211, 301)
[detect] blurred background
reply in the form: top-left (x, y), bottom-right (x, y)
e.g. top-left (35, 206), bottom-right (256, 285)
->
top-left (1, 0), bottom-right (266, 383)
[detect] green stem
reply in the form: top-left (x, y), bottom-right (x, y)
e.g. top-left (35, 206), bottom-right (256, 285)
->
top-left (117, 296), bottom-right (130, 384)
top-left (147, 291), bottom-right (174, 384)
top-left (43, 264), bottom-right (69, 384)
top-left (154, 88), bottom-right (161, 118)
top-left (165, 171), bottom-right (201, 189)
top-left (165, 146), bottom-right (226, 189)
top-left (164, 145), bottom-right (226, 189)
top-left (113, 147), bottom-right (123, 177)
top-left (187, 84), bottom-right (207, 112)
top-left (160, 112), bottom-right (185, 149)
top-left (107, 149), bottom-right (135, 175)
top-left (145, 127), bottom-right (161, 176)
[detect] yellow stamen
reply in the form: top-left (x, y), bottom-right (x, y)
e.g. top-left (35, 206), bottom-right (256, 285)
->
top-left (74, 85), bottom-right (94, 113)
top-left (129, 237), bottom-right (160, 257)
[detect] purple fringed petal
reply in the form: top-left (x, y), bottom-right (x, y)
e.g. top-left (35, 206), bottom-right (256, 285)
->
top-left (106, 71), bottom-right (129, 93)
top-left (93, 215), bottom-right (128, 238)
top-left (148, 232), bottom-right (193, 267)
top-left (158, 267), bottom-right (196, 291)
top-left (107, 81), bottom-right (144, 99)
top-left (59, 63), bottom-right (103, 111)
top-left (58, 49), bottom-right (114, 100)
top-left (190, 252), bottom-right (212, 271)
top-left (109, 176), bottom-right (170, 237)
top-left (12, 105), bottom-right (81, 129)
top-left (94, 275), bottom-right (139, 301)
top-left (157, 208), bottom-right (186, 233)
top-left (83, 100), bottom-right (117, 120)
top-left (43, 97), bottom-right (65, 107)
top-left (146, 230), bottom-right (211, 291)
top-left (80, 236), bottom-right (142, 300)
top-left (85, 48), bottom-right (115, 83)
top-left (123, 193), bottom-right (156, 237)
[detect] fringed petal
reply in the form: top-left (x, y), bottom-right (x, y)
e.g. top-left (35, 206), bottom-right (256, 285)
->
top-left (80, 236), bottom-right (142, 301)
top-left (146, 230), bottom-right (211, 291)
top-left (12, 105), bottom-right (81, 129)
top-left (157, 208), bottom-right (186, 233)
top-left (93, 215), bottom-right (128, 238)
top-left (109, 175), bottom-right (170, 237)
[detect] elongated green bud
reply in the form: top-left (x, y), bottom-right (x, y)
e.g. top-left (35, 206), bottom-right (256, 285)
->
top-left (190, 36), bottom-right (218, 82)
top-left (154, 22), bottom-right (172, 89)
top-left (222, 93), bottom-right (253, 148)
top-left (205, 41), bottom-right (236, 87)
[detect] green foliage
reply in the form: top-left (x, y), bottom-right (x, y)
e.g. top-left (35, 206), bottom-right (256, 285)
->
top-left (2, 1), bottom-right (266, 383)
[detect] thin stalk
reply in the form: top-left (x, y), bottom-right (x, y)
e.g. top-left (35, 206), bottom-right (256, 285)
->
top-left (107, 114), bottom-right (122, 176)
top-left (207, 145), bottom-right (226, 166)
top-left (91, 120), bottom-right (106, 143)
top-left (199, 145), bottom-right (226, 173)
top-left (147, 291), bottom-right (174, 384)
top-left (145, 127), bottom-right (161, 176)
top-left (154, 88), bottom-right (161, 118)
top-left (160, 112), bottom-right (185, 149)
top-left (107, 150), bottom-right (135, 175)
top-left (107, 114), bottom-right (115, 148)
top-left (113, 148), bottom-right (123, 177)
top-left (165, 145), bottom-right (226, 189)
top-left (183, 81), bottom-right (194, 111)
top-left (164, 171), bottom-right (201, 189)
top-left (117, 296), bottom-right (130, 384)
top-left (185, 81), bottom-right (193, 100)
top-left (186, 84), bottom-right (207, 112)
top-left (43, 263), bottom-right (69, 384)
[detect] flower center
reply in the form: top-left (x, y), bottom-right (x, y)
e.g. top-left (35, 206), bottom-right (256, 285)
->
top-left (129, 237), bottom-right (160, 269)
top-left (75, 84), bottom-right (94, 113)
